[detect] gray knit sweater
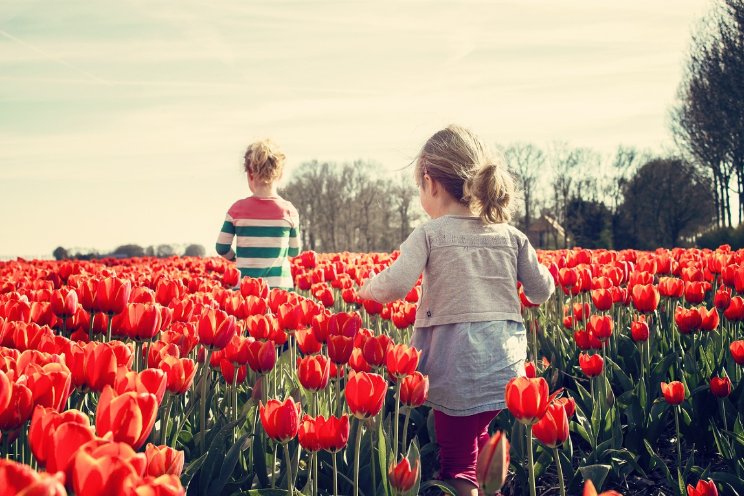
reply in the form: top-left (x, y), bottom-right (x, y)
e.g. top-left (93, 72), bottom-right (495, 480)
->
top-left (359, 215), bottom-right (555, 325)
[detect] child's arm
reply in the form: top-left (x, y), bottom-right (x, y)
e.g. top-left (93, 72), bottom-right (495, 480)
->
top-left (359, 227), bottom-right (428, 303)
top-left (517, 235), bottom-right (554, 304)
top-left (215, 214), bottom-right (236, 261)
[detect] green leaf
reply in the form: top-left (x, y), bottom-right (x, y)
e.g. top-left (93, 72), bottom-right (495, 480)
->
top-left (180, 451), bottom-right (208, 492)
top-left (405, 440), bottom-right (422, 496)
top-left (578, 464), bottom-right (611, 492)
top-left (419, 480), bottom-right (457, 495)
top-left (605, 356), bottom-right (634, 392)
top-left (209, 433), bottom-right (252, 495)
top-left (378, 416), bottom-right (391, 496)
top-left (644, 439), bottom-right (674, 489)
top-left (244, 490), bottom-right (289, 496)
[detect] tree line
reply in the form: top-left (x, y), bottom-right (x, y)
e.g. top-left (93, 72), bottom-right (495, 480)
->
top-left (52, 244), bottom-right (206, 260)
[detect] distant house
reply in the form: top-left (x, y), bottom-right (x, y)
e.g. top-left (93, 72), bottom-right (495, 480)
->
top-left (525, 213), bottom-right (568, 249)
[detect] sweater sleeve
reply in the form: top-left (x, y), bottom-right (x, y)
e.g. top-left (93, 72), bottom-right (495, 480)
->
top-left (359, 226), bottom-right (429, 303)
top-left (516, 234), bottom-right (554, 304)
top-left (215, 213), bottom-right (236, 261)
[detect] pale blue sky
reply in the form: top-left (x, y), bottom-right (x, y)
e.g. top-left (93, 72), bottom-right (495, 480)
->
top-left (0, 0), bottom-right (711, 257)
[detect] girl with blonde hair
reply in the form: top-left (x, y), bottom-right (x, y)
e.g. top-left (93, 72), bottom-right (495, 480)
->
top-left (216, 139), bottom-right (301, 289)
top-left (360, 125), bottom-right (554, 496)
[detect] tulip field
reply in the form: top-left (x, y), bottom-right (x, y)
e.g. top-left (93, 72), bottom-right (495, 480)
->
top-left (1, 247), bottom-right (744, 496)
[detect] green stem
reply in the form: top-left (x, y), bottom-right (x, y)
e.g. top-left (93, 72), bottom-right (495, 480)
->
top-left (199, 349), bottom-right (213, 453)
top-left (106, 313), bottom-right (113, 341)
top-left (393, 380), bottom-right (401, 460)
top-left (88, 312), bottom-right (95, 341)
top-left (160, 394), bottom-right (173, 446)
top-left (527, 425), bottom-right (536, 496)
top-left (354, 419), bottom-right (364, 496)
top-left (335, 376), bottom-right (341, 417)
top-left (333, 450), bottom-right (339, 496)
top-left (401, 408), bottom-right (411, 450)
top-left (313, 451), bottom-right (318, 496)
top-left (720, 398), bottom-right (728, 433)
top-left (674, 406), bottom-right (682, 470)
top-left (553, 446), bottom-right (566, 496)
top-left (283, 443), bottom-right (293, 495)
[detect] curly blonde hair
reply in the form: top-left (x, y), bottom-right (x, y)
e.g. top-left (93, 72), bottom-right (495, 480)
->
top-left (414, 125), bottom-right (517, 224)
top-left (243, 139), bottom-right (286, 184)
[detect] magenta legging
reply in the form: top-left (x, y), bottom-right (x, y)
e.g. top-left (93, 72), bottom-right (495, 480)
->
top-left (434, 409), bottom-right (501, 487)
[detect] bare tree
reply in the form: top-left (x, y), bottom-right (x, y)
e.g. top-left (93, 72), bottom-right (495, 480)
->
top-left (502, 143), bottom-right (545, 230)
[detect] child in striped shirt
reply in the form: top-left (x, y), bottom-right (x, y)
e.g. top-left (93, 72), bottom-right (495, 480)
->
top-left (215, 139), bottom-right (301, 289)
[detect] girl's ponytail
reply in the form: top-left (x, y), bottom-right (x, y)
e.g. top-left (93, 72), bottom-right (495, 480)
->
top-left (466, 161), bottom-right (516, 224)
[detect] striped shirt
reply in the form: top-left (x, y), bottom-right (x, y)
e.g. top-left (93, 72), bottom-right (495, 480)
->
top-left (215, 196), bottom-right (301, 288)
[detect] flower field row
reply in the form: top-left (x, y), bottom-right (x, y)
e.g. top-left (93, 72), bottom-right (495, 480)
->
top-left (0, 246), bottom-right (743, 495)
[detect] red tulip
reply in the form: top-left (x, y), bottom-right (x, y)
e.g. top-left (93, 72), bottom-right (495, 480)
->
top-left (587, 314), bottom-right (613, 341)
top-left (631, 284), bottom-right (660, 313)
top-left (698, 307), bottom-right (719, 332)
top-left (260, 397), bottom-right (301, 443)
top-left (658, 277), bottom-right (684, 298)
top-left (386, 343), bottom-right (420, 379)
top-left (0, 380), bottom-right (33, 431)
top-left (297, 415), bottom-right (322, 452)
top-left (388, 457), bottom-right (418, 493)
top-left (709, 376), bottom-right (731, 398)
top-left (660, 381), bottom-right (685, 405)
top-left (144, 443), bottom-right (184, 477)
top-left (29, 405), bottom-right (90, 467)
top-left (590, 289), bottom-right (613, 311)
top-left (197, 308), bottom-right (236, 350)
top-left (25, 362), bottom-right (72, 411)
top-left (0, 458), bottom-right (67, 496)
top-left (730, 340), bottom-right (744, 365)
top-left (123, 303), bottom-right (162, 340)
top-left (476, 431), bottom-right (510, 494)
top-left (675, 306), bottom-right (701, 335)
top-left (297, 354), bottom-right (330, 391)
top-left (327, 334), bottom-right (354, 364)
top-left (345, 371), bottom-right (387, 419)
top-left (245, 339), bottom-right (276, 374)
top-left (84, 342), bottom-right (120, 392)
top-left (50, 287), bottom-right (78, 318)
top-left (362, 334), bottom-right (392, 367)
top-left (532, 402), bottom-right (569, 448)
top-left (348, 348), bottom-right (372, 373)
top-left (713, 287), bottom-right (731, 310)
top-left (399, 371), bottom-right (429, 407)
top-left (133, 474), bottom-right (186, 496)
top-left (0, 370), bottom-right (12, 421)
top-left (687, 479), bottom-right (718, 496)
top-left (219, 359), bottom-right (247, 385)
top-left (45, 421), bottom-right (97, 477)
top-left (328, 311), bottom-right (362, 338)
top-left (684, 281), bottom-right (707, 305)
top-left (96, 386), bottom-right (159, 449)
top-left (115, 368), bottom-right (167, 405)
top-left (70, 441), bottom-right (144, 495)
top-left (723, 296), bottom-right (744, 321)
top-left (555, 395), bottom-right (576, 419)
top-left (505, 376), bottom-right (550, 425)
top-left (295, 327), bottom-right (322, 355)
top-left (159, 356), bottom-right (197, 394)
top-left (579, 352), bottom-right (604, 378)
top-left (317, 414), bottom-right (349, 452)
top-left (240, 277), bottom-right (269, 299)
top-left (95, 277), bottom-right (132, 315)
top-left (630, 318), bottom-right (649, 342)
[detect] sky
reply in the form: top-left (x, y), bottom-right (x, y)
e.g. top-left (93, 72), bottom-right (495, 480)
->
top-left (0, 0), bottom-right (713, 258)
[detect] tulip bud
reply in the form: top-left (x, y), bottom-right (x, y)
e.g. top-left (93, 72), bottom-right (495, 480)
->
top-left (476, 431), bottom-right (510, 495)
